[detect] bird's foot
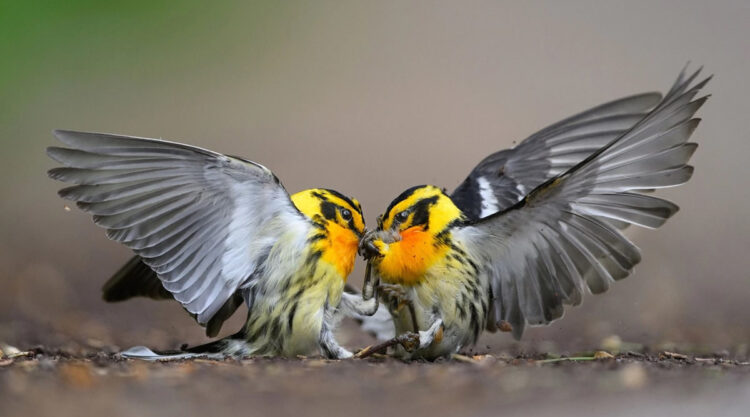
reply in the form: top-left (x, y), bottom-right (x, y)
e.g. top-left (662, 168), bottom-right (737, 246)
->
top-left (355, 331), bottom-right (421, 359)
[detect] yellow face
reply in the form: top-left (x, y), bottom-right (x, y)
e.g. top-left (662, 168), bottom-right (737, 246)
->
top-left (291, 189), bottom-right (365, 279)
top-left (369, 185), bottom-right (465, 285)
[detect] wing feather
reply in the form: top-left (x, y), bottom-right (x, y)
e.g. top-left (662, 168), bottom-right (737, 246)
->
top-left (451, 91), bottom-right (663, 220)
top-left (48, 130), bottom-right (309, 324)
top-left (454, 68), bottom-right (709, 339)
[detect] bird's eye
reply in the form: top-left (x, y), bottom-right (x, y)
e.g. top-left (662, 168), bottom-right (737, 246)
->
top-left (396, 210), bottom-right (410, 222)
top-left (340, 208), bottom-right (352, 221)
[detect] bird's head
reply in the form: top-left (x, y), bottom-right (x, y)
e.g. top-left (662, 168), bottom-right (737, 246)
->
top-left (292, 188), bottom-right (365, 237)
top-left (291, 188), bottom-right (365, 278)
top-left (360, 185), bottom-right (465, 285)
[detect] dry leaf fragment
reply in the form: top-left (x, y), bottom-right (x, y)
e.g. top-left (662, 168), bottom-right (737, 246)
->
top-left (497, 321), bottom-right (513, 332)
top-left (451, 354), bottom-right (478, 363)
top-left (659, 351), bottom-right (688, 360)
top-left (594, 351), bottom-right (615, 360)
top-left (0, 344), bottom-right (20, 358)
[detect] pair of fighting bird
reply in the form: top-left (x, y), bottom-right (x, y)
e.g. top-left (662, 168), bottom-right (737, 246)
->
top-left (48, 68), bottom-right (709, 360)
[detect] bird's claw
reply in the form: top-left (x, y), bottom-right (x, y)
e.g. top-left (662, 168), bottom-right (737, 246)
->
top-left (378, 283), bottom-right (409, 311)
top-left (354, 331), bottom-right (422, 359)
top-left (396, 332), bottom-right (421, 352)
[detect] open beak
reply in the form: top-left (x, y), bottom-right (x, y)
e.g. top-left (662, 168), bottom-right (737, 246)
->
top-left (360, 239), bottom-right (382, 260)
top-left (358, 228), bottom-right (384, 260)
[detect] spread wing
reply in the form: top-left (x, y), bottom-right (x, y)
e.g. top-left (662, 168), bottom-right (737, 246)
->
top-left (453, 68), bottom-right (709, 339)
top-left (48, 130), bottom-right (310, 325)
top-left (451, 91), bottom-right (664, 221)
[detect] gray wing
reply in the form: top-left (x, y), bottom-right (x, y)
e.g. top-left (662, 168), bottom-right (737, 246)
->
top-left (451, 91), bottom-right (663, 221)
top-left (454, 68), bottom-right (709, 339)
top-left (48, 130), bottom-right (310, 324)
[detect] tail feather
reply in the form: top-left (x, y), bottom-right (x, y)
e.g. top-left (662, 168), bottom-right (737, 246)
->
top-left (102, 256), bottom-right (173, 302)
top-left (182, 329), bottom-right (248, 354)
top-left (119, 329), bottom-right (249, 361)
top-left (102, 255), bottom-right (245, 337)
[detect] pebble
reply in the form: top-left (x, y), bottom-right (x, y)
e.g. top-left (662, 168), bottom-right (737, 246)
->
top-left (620, 364), bottom-right (648, 389)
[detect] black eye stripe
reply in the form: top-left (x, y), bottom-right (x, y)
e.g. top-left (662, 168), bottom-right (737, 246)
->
top-left (382, 185), bottom-right (428, 225)
top-left (394, 195), bottom-right (439, 228)
top-left (320, 201), bottom-right (337, 221)
top-left (319, 200), bottom-right (363, 235)
top-left (414, 196), bottom-right (439, 224)
top-left (320, 189), bottom-right (362, 215)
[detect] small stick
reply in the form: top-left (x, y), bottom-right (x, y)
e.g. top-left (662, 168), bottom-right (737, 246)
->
top-left (355, 340), bottom-right (401, 359)
top-left (536, 356), bottom-right (597, 364)
top-left (355, 333), bottom-right (418, 359)
top-left (362, 262), bottom-right (379, 300)
top-left (406, 300), bottom-right (419, 334)
top-left (451, 353), bottom-right (478, 363)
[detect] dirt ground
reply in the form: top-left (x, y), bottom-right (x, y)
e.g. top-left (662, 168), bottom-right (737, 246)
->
top-left (2, 342), bottom-right (748, 417)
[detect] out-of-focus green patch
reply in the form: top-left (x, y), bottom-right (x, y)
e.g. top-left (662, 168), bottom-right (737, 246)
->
top-left (0, 1), bottom-right (291, 124)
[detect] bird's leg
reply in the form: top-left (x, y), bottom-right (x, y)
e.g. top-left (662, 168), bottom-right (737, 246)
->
top-left (417, 318), bottom-right (444, 348)
top-left (378, 283), bottom-right (419, 333)
top-left (339, 291), bottom-right (379, 317)
top-left (355, 332), bottom-right (421, 359)
top-left (354, 285), bottom-right (428, 359)
top-left (355, 319), bottom-right (444, 359)
top-left (318, 304), bottom-right (353, 359)
top-left (339, 262), bottom-right (380, 318)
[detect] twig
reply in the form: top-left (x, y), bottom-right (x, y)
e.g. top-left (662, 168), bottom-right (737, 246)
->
top-left (406, 301), bottom-right (419, 334)
top-left (355, 333), bottom-right (418, 359)
top-left (536, 356), bottom-right (597, 364)
top-left (451, 353), bottom-right (478, 363)
top-left (659, 351), bottom-right (688, 360)
top-left (356, 339), bottom-right (403, 359)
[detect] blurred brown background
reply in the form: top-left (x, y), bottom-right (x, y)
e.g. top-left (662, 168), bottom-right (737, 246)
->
top-left (1, 0), bottom-right (748, 355)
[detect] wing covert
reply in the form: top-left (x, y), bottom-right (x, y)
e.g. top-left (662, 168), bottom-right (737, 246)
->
top-left (48, 130), bottom-right (310, 324)
top-left (452, 91), bottom-right (663, 220)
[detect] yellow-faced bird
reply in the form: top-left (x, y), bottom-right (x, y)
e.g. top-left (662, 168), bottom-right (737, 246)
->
top-left (48, 131), bottom-right (376, 359)
top-left (360, 68), bottom-right (710, 359)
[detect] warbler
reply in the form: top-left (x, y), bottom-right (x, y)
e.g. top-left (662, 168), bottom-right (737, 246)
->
top-left (359, 68), bottom-right (710, 360)
top-left (48, 131), bottom-right (377, 359)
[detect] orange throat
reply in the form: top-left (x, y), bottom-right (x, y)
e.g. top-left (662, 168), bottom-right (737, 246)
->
top-left (375, 226), bottom-right (445, 285)
top-left (320, 223), bottom-right (359, 280)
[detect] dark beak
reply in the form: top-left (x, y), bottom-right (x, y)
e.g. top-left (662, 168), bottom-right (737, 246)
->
top-left (359, 239), bottom-right (382, 260)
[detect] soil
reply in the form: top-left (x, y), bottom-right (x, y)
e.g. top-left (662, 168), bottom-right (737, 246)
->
top-left (1, 346), bottom-right (748, 417)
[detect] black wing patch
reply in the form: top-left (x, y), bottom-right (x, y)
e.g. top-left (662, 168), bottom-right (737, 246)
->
top-left (452, 92), bottom-right (662, 221)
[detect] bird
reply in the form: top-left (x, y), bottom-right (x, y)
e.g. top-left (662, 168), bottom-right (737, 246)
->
top-left (358, 67), bottom-right (710, 360)
top-left (47, 130), bottom-right (378, 359)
